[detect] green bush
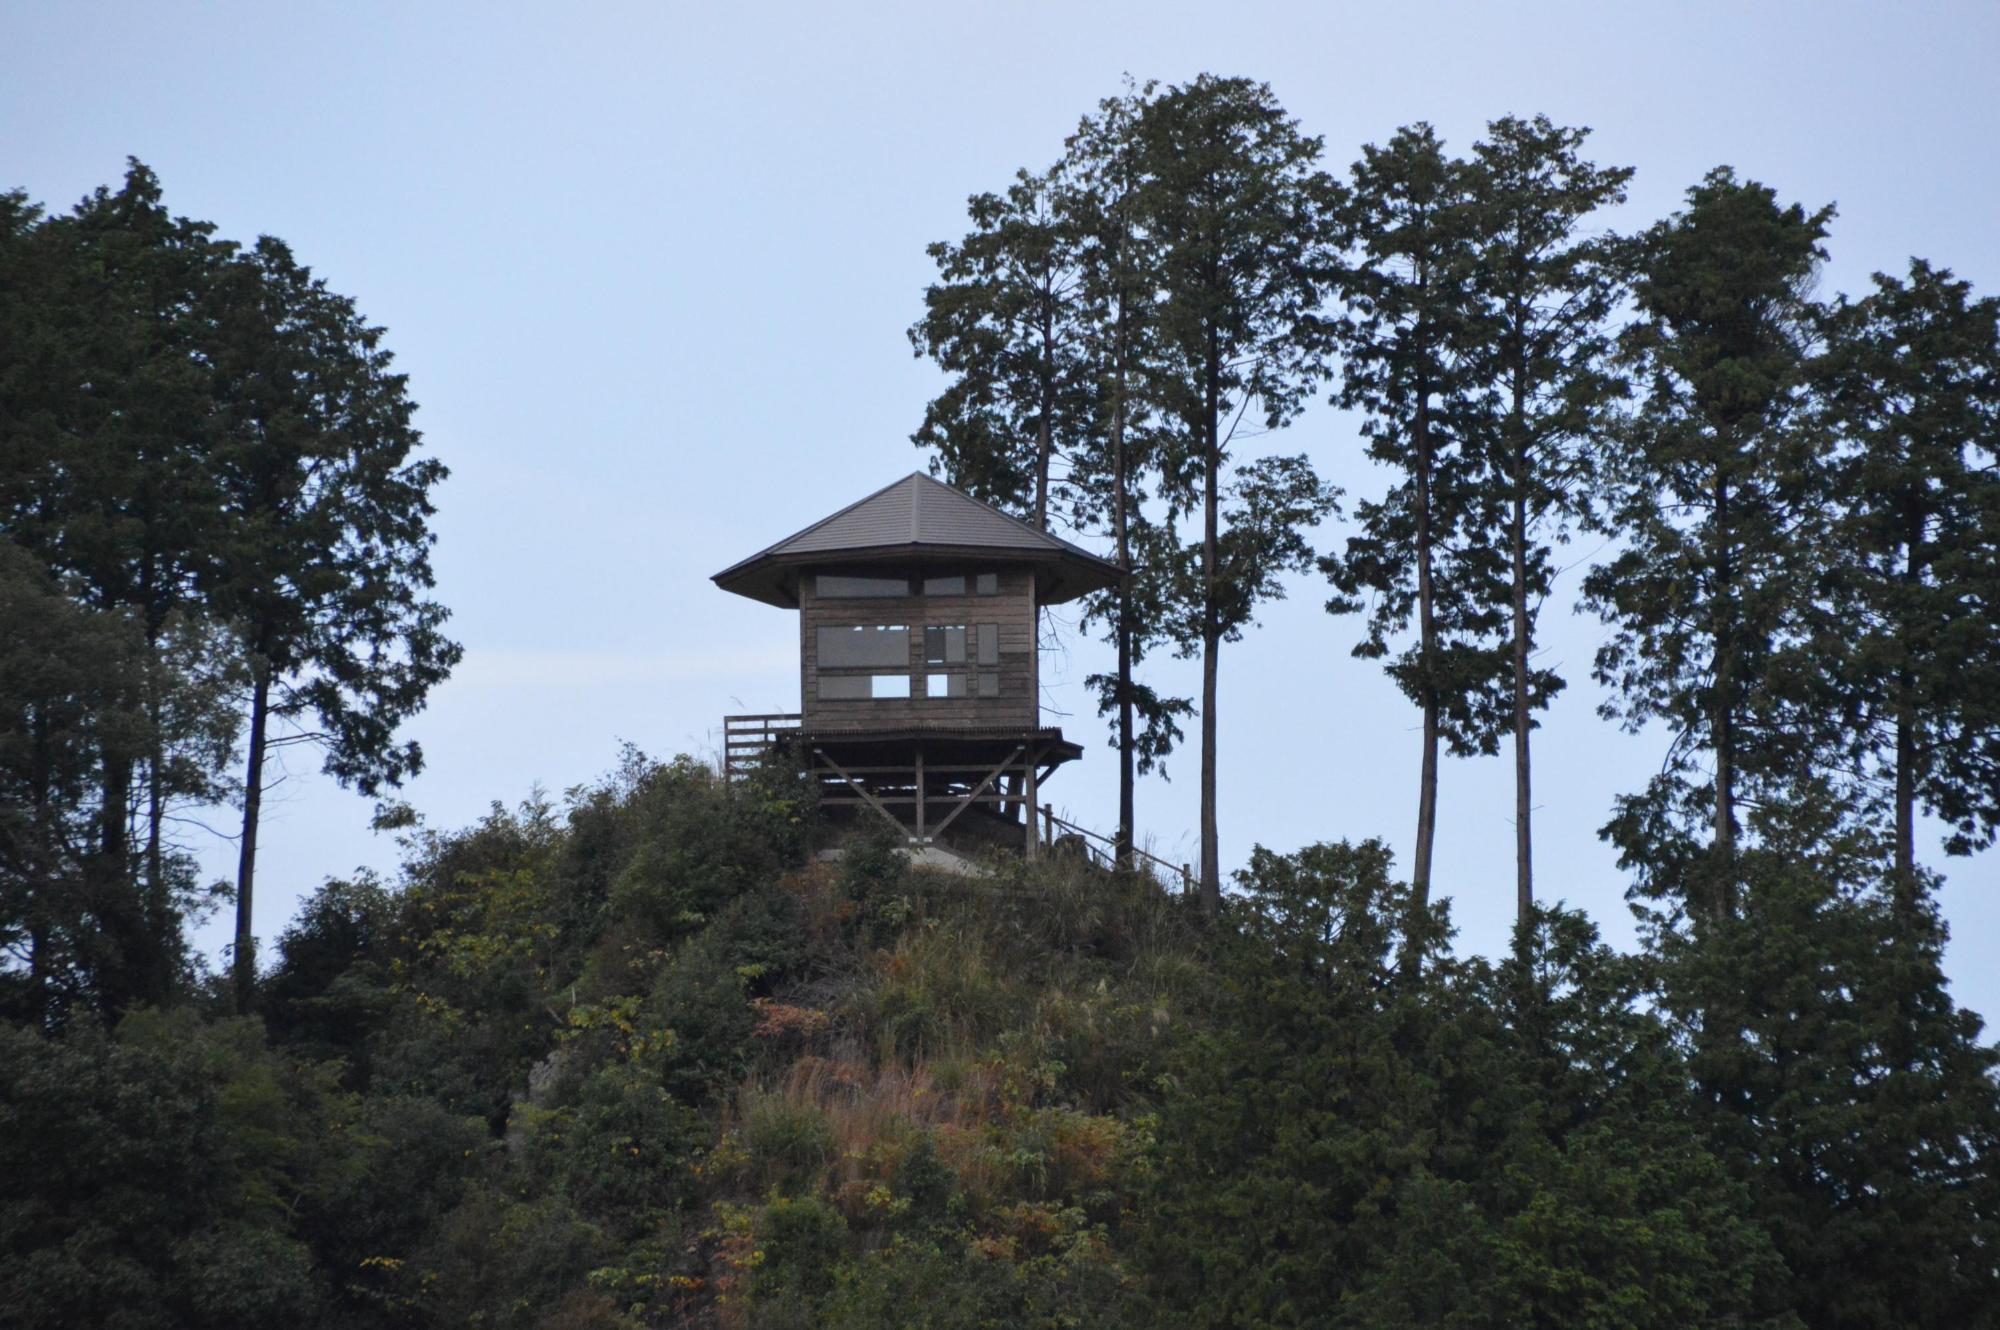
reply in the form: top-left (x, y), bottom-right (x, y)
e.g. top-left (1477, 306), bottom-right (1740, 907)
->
top-left (740, 1089), bottom-right (837, 1192)
top-left (748, 1193), bottom-right (848, 1324)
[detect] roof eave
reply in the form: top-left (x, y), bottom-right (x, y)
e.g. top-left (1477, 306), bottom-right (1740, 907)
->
top-left (711, 541), bottom-right (1122, 608)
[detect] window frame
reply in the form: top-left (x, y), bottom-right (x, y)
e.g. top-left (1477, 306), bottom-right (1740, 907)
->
top-left (814, 573), bottom-right (913, 599)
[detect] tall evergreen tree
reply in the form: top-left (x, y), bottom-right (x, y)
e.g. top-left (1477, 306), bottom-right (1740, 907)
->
top-left (0, 542), bottom-right (152, 1024)
top-left (0, 163), bottom-right (239, 1010)
top-left (1640, 799), bottom-right (2000, 1329)
top-left (1131, 74), bottom-right (1338, 910)
top-left (1141, 840), bottom-right (1792, 1327)
top-left (1060, 81), bottom-right (1190, 864)
top-left (1583, 168), bottom-right (1834, 920)
top-left (206, 236), bottom-right (459, 1009)
top-left (1325, 123), bottom-right (1498, 959)
top-left (1816, 259), bottom-right (2000, 919)
top-left (1461, 116), bottom-right (1631, 929)
top-left (909, 168), bottom-right (1089, 529)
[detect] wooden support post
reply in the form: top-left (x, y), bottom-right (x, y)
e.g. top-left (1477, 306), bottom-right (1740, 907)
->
top-left (1024, 747), bottom-right (1039, 861)
top-left (914, 747), bottom-right (925, 841)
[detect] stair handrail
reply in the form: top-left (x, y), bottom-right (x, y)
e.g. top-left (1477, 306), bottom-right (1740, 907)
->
top-left (1038, 804), bottom-right (1194, 894)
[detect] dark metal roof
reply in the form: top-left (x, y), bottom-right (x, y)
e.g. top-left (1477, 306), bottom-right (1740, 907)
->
top-left (713, 472), bottom-right (1123, 608)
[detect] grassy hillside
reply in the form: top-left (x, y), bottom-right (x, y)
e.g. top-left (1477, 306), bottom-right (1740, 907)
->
top-left (5, 749), bottom-right (1994, 1329)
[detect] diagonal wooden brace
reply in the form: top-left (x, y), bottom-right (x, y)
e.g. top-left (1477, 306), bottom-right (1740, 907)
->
top-left (931, 745), bottom-right (1025, 840)
top-left (813, 748), bottom-right (909, 837)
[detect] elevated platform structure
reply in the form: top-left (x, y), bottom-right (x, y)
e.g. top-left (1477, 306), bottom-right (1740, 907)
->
top-left (725, 715), bottom-right (1081, 856)
top-left (713, 473), bottom-right (1120, 858)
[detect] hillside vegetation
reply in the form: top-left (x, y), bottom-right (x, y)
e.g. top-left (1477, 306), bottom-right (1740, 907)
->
top-left (5, 749), bottom-right (1996, 1329)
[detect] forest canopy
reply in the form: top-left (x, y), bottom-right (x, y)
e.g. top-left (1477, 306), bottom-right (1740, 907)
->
top-left (5, 72), bottom-right (2000, 1330)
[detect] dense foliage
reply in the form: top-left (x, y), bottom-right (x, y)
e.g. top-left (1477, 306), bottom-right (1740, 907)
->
top-left (911, 80), bottom-right (2000, 946)
top-left (3, 753), bottom-right (1995, 1327)
top-left (0, 163), bottom-right (456, 1019)
top-left (8, 75), bottom-right (2000, 1328)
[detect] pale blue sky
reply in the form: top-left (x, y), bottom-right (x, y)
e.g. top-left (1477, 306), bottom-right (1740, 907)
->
top-left (7, 1), bottom-right (1998, 1011)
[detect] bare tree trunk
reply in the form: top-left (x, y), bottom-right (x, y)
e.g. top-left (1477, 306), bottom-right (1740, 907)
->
top-left (1509, 383), bottom-right (1534, 934)
top-left (233, 662), bottom-right (270, 1012)
top-left (1894, 701), bottom-right (1917, 916)
top-left (1035, 414), bottom-right (1052, 531)
top-left (145, 659), bottom-right (166, 925)
top-left (1112, 382), bottom-right (1135, 868)
top-left (1710, 472), bottom-right (1738, 920)
top-left (1410, 388), bottom-right (1439, 961)
top-left (146, 762), bottom-right (164, 902)
top-left (1035, 301), bottom-right (1055, 531)
top-left (28, 714), bottom-right (52, 1028)
top-left (1892, 524), bottom-right (1923, 922)
top-left (141, 556), bottom-right (167, 915)
top-left (1198, 337), bottom-right (1222, 913)
top-left (27, 920), bottom-right (49, 1029)
top-left (94, 750), bottom-right (150, 1013)
top-left (99, 755), bottom-right (131, 866)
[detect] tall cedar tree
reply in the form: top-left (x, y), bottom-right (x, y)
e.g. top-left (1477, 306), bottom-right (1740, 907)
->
top-left (0, 543), bottom-right (149, 1026)
top-left (207, 236), bottom-right (459, 1009)
top-left (1583, 168), bottom-right (1834, 920)
top-left (1132, 75), bottom-right (1338, 909)
top-left (909, 169), bottom-right (1089, 529)
top-left (1817, 260), bottom-right (2000, 920)
top-left (1462, 117), bottom-right (1631, 929)
top-left (1141, 840), bottom-right (1792, 1327)
top-left (0, 164), bottom-right (239, 1010)
top-left (1641, 797), bottom-right (2000, 1329)
top-left (1060, 83), bottom-right (1191, 863)
top-left (1326, 124), bottom-right (1500, 960)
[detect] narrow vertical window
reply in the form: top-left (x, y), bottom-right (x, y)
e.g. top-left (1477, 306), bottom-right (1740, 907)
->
top-left (924, 626), bottom-right (968, 665)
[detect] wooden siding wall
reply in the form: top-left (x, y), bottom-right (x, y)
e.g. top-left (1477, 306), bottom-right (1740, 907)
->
top-left (800, 567), bottom-right (1038, 730)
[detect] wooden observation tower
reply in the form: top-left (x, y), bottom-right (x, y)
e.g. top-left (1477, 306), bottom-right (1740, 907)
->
top-left (714, 472), bottom-right (1122, 857)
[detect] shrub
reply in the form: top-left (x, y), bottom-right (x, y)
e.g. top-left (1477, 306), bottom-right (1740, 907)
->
top-left (739, 1088), bottom-right (837, 1192)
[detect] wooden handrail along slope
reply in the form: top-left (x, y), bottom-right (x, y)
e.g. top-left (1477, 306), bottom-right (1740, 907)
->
top-left (721, 713), bottom-right (1194, 893)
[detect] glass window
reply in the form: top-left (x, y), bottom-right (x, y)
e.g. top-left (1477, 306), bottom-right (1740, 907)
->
top-left (976, 623), bottom-right (998, 666)
top-left (817, 624), bottom-right (909, 668)
top-left (819, 673), bottom-right (910, 700)
top-left (924, 625), bottom-right (968, 665)
top-left (974, 572), bottom-right (999, 595)
top-left (922, 574), bottom-right (967, 596)
top-left (816, 574), bottom-right (910, 599)
top-left (926, 672), bottom-right (968, 699)
top-left (977, 671), bottom-right (999, 698)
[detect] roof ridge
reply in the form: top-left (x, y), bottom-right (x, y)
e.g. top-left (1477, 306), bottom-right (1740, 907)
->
top-left (907, 471), bottom-right (1106, 561)
top-left (711, 469), bottom-right (1124, 610)
top-left (727, 472), bottom-right (918, 566)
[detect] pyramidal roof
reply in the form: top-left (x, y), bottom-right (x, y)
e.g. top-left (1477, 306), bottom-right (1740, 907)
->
top-left (713, 472), bottom-right (1121, 608)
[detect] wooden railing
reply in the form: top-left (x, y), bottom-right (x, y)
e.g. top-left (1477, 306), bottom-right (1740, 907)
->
top-left (722, 713), bottom-right (1192, 893)
top-left (1035, 805), bottom-right (1194, 895)
top-left (722, 713), bottom-right (802, 781)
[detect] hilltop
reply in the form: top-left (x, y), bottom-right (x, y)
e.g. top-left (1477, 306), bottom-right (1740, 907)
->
top-left (8, 748), bottom-right (1993, 1329)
